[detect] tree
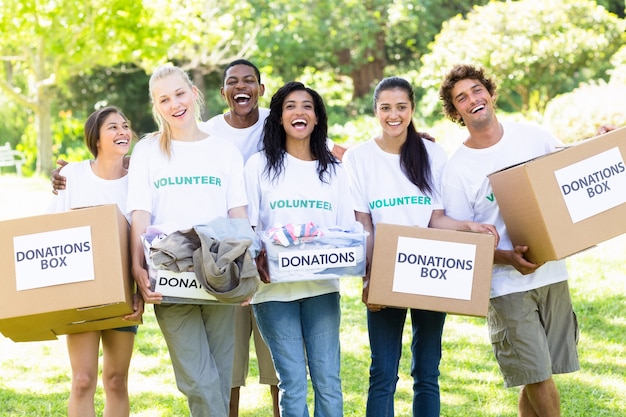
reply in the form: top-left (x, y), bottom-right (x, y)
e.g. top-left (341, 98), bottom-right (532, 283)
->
top-left (249, 1), bottom-right (332, 85)
top-left (250, 0), bottom-right (489, 101)
top-left (385, 0), bottom-right (489, 73)
top-left (544, 44), bottom-right (626, 142)
top-left (255, 0), bottom-right (416, 99)
top-left (418, 0), bottom-right (626, 115)
top-left (0, 0), bottom-right (164, 174)
top-left (59, 64), bottom-right (154, 136)
top-left (144, 0), bottom-right (262, 120)
top-left (596, 0), bottom-right (626, 17)
top-left (251, 0), bottom-right (398, 99)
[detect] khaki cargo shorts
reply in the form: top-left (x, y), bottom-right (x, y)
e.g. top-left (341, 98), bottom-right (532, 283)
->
top-left (488, 280), bottom-right (580, 387)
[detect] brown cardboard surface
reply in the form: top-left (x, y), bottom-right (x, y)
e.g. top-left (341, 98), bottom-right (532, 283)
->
top-left (488, 127), bottom-right (626, 264)
top-left (367, 223), bottom-right (495, 317)
top-left (1, 314), bottom-right (142, 343)
top-left (0, 204), bottom-right (137, 341)
top-left (54, 316), bottom-right (142, 337)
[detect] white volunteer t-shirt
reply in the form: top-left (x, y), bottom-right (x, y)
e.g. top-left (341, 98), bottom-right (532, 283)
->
top-left (245, 152), bottom-right (355, 303)
top-left (48, 160), bottom-right (129, 222)
top-left (126, 134), bottom-right (247, 228)
top-left (342, 137), bottom-right (447, 229)
top-left (442, 120), bottom-right (568, 298)
top-left (200, 107), bottom-right (337, 163)
top-left (200, 108), bottom-right (269, 163)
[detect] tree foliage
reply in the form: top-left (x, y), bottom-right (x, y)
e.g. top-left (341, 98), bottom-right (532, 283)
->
top-left (596, 0), bottom-right (626, 17)
top-left (544, 44), bottom-right (626, 142)
top-left (386, 0), bottom-right (489, 69)
top-left (0, 0), bottom-right (263, 172)
top-left (250, 0), bottom-right (335, 82)
top-left (251, 0), bottom-right (488, 100)
top-left (418, 0), bottom-right (626, 116)
top-left (58, 64), bottom-right (154, 135)
top-left (146, 0), bottom-right (260, 72)
top-left (0, 0), bottom-right (163, 174)
top-left (144, 0), bottom-right (262, 120)
top-left (544, 77), bottom-right (626, 143)
top-left (2, 0), bottom-right (626, 173)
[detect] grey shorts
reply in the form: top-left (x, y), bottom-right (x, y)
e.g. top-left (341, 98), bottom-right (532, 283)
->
top-left (232, 305), bottom-right (278, 387)
top-left (488, 280), bottom-right (580, 387)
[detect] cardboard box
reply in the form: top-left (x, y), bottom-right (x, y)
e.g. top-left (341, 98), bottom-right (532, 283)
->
top-left (367, 223), bottom-right (495, 317)
top-left (0, 204), bottom-right (140, 342)
top-left (1, 315), bottom-right (141, 343)
top-left (488, 127), bottom-right (626, 264)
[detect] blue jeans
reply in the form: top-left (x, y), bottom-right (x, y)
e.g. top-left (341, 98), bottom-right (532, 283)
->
top-left (366, 307), bottom-right (446, 417)
top-left (253, 292), bottom-right (343, 417)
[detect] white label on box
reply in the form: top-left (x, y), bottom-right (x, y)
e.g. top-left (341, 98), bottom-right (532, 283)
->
top-left (554, 147), bottom-right (626, 223)
top-left (391, 236), bottom-right (476, 300)
top-left (13, 226), bottom-right (95, 291)
top-left (277, 247), bottom-right (358, 271)
top-left (155, 270), bottom-right (217, 301)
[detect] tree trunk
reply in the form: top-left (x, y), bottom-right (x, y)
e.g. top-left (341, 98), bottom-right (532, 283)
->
top-left (338, 31), bottom-right (387, 99)
top-left (35, 93), bottom-right (52, 176)
top-left (191, 67), bottom-right (209, 121)
top-left (34, 38), bottom-right (53, 176)
top-left (350, 57), bottom-right (386, 99)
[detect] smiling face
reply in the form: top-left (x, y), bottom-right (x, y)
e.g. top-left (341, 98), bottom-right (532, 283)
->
top-left (221, 63), bottom-right (265, 119)
top-left (281, 90), bottom-right (317, 142)
top-left (450, 78), bottom-right (496, 128)
top-left (374, 87), bottom-right (414, 141)
top-left (97, 112), bottom-right (131, 158)
top-left (152, 73), bottom-right (198, 130)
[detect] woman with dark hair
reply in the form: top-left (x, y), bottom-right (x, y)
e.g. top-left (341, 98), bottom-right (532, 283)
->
top-left (343, 76), bottom-right (497, 417)
top-left (48, 106), bottom-right (142, 417)
top-left (260, 82), bottom-right (337, 183)
top-left (244, 81), bottom-right (353, 417)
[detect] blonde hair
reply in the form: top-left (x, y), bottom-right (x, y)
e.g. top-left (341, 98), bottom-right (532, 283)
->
top-left (148, 65), bottom-right (205, 156)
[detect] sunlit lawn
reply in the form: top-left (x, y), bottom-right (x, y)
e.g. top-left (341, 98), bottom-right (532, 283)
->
top-left (0, 176), bottom-right (624, 416)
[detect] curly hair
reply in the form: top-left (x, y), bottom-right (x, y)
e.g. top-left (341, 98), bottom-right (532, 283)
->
top-left (439, 64), bottom-right (497, 126)
top-left (262, 81), bottom-right (337, 183)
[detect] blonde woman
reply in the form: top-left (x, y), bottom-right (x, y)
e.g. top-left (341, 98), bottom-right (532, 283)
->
top-left (127, 65), bottom-right (248, 417)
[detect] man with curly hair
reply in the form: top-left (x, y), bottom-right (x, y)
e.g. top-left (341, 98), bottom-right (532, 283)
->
top-left (439, 63), bottom-right (579, 417)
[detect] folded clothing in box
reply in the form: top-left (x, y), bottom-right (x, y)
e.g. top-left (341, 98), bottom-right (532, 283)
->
top-left (143, 218), bottom-right (261, 304)
top-left (259, 222), bottom-right (367, 283)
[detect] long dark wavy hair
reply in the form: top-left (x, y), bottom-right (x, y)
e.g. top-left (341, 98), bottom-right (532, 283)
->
top-left (262, 81), bottom-right (337, 183)
top-left (374, 77), bottom-right (434, 196)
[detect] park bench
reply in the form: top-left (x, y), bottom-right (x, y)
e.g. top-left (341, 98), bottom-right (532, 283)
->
top-left (0, 142), bottom-right (26, 176)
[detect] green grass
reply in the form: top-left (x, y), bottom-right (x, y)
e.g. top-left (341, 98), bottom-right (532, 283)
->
top-left (0, 176), bottom-right (625, 416)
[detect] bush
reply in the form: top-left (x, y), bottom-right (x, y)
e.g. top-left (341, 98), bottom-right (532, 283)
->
top-left (329, 114), bottom-right (379, 147)
top-left (19, 110), bottom-right (88, 176)
top-left (0, 97), bottom-right (30, 152)
top-left (543, 77), bottom-right (626, 143)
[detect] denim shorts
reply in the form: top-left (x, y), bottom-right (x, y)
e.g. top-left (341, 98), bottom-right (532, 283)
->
top-left (113, 325), bottom-right (138, 334)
